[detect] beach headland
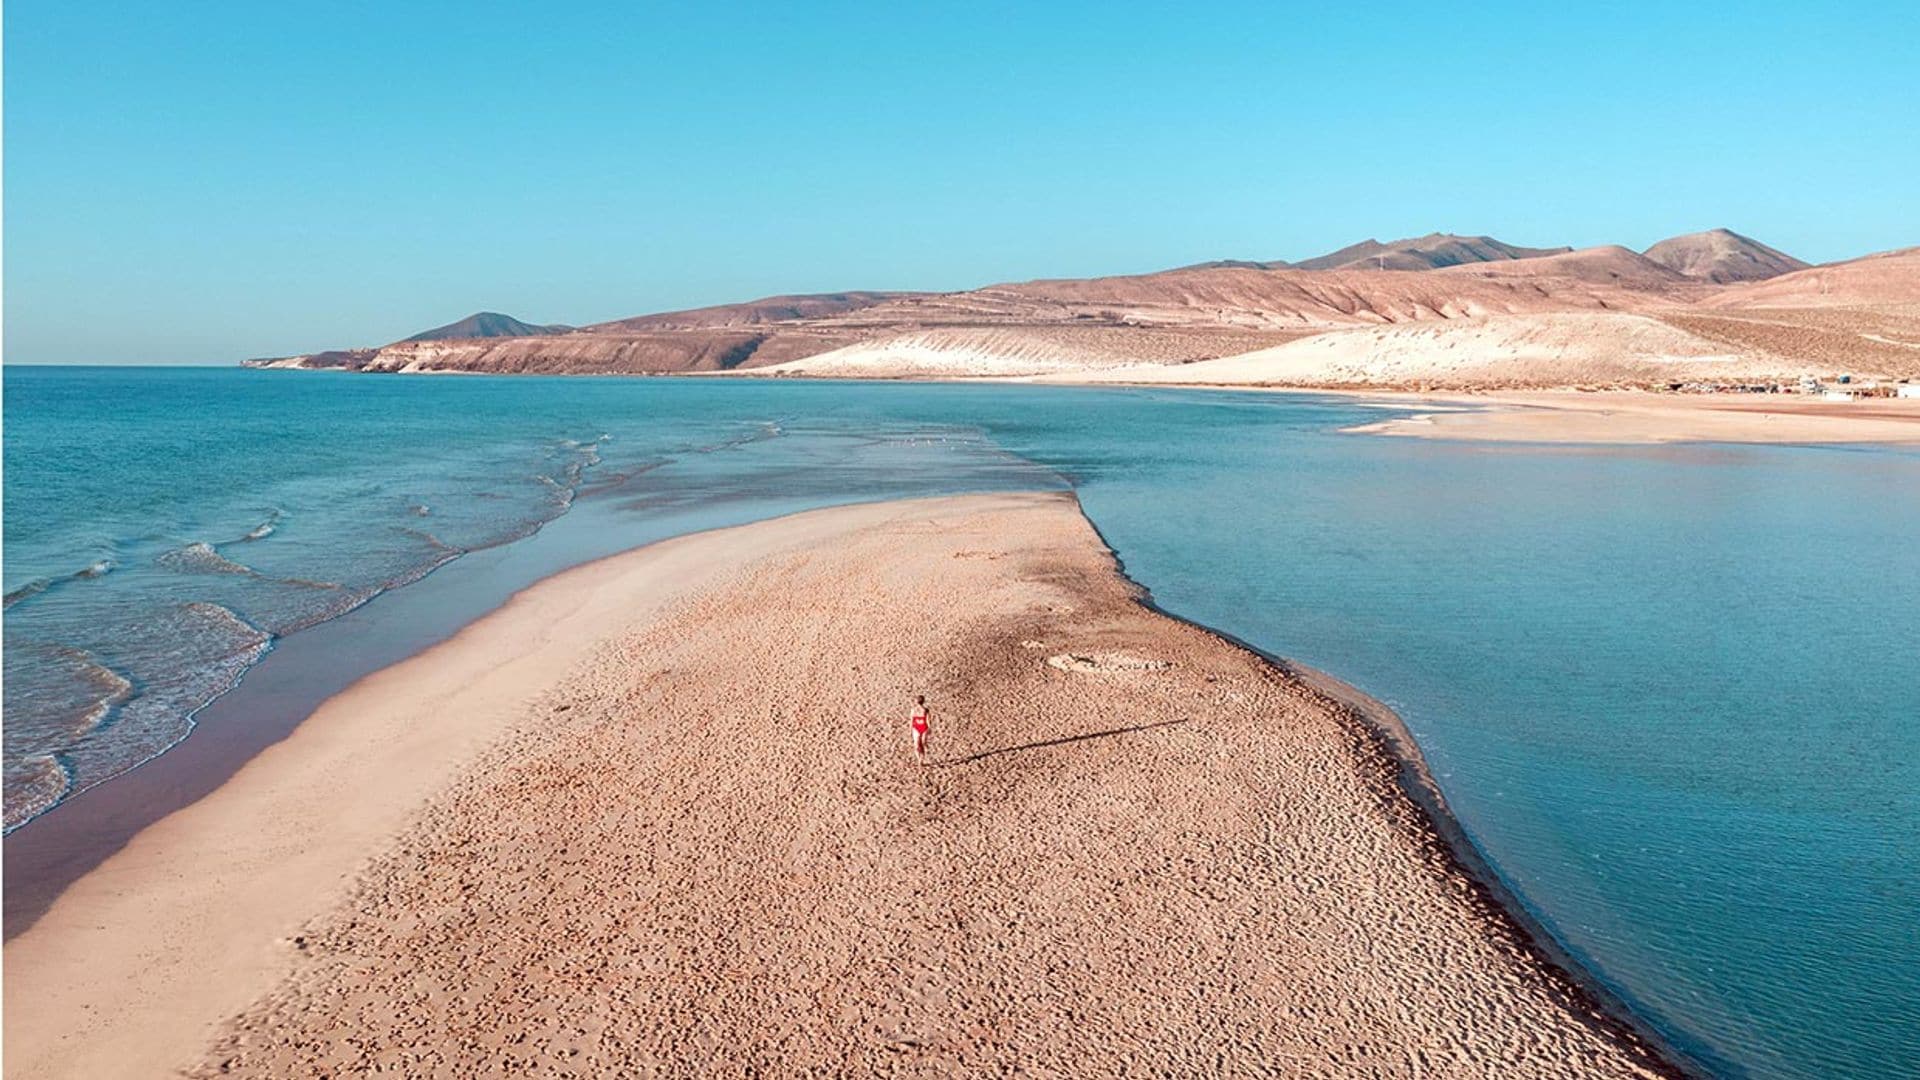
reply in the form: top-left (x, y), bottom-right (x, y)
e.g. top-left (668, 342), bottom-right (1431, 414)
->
top-left (6, 492), bottom-right (1682, 1077)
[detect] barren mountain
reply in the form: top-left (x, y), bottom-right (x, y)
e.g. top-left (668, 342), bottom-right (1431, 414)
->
top-left (242, 235), bottom-right (1917, 388)
top-left (1177, 258), bottom-right (1292, 271)
top-left (965, 256), bottom-right (1692, 327)
top-left (1429, 245), bottom-right (1693, 289)
top-left (1643, 229), bottom-right (1809, 284)
top-left (403, 312), bottom-right (572, 342)
top-left (586, 292), bottom-right (914, 332)
top-left (1292, 234), bottom-right (1572, 272)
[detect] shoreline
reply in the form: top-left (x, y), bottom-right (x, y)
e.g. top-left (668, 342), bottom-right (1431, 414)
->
top-left (1264, 662), bottom-right (1707, 1077)
top-left (5, 477), bottom-right (1053, 940)
top-left (1026, 379), bottom-right (1920, 445)
top-left (5, 498), bottom-right (942, 1077)
top-left (5, 490), bottom-right (641, 939)
top-left (1077, 514), bottom-right (1709, 1078)
top-left (241, 365), bottom-right (1920, 445)
top-left (756, 370), bottom-right (1920, 445)
top-left (1319, 388), bottom-right (1920, 445)
top-left (726, 372), bottom-right (1920, 445)
top-left (6, 492), bottom-right (1688, 1076)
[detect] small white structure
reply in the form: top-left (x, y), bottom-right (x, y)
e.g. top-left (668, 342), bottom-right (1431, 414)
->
top-left (1824, 389), bottom-right (1859, 401)
top-left (1898, 384), bottom-right (1920, 399)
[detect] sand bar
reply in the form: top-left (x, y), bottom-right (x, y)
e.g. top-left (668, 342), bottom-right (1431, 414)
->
top-left (1333, 389), bottom-right (1920, 445)
top-left (6, 493), bottom-right (1676, 1076)
top-left (1030, 375), bottom-right (1920, 445)
top-left (743, 362), bottom-right (1920, 445)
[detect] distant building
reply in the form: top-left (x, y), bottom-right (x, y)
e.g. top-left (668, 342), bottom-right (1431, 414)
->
top-left (1898, 384), bottom-right (1920, 399)
top-left (1824, 388), bottom-right (1860, 401)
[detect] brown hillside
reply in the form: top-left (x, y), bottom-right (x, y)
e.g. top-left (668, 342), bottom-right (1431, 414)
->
top-left (1704, 247), bottom-right (1920, 309)
top-left (587, 292), bottom-right (915, 332)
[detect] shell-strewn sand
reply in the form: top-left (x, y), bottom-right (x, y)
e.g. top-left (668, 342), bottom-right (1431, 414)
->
top-left (7, 494), bottom-right (1673, 1077)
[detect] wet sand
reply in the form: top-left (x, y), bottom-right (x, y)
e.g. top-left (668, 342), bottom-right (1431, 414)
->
top-left (6, 493), bottom-right (1678, 1077)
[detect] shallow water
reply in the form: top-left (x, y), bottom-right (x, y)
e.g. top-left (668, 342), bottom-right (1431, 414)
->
top-left (5, 368), bottom-right (1916, 1078)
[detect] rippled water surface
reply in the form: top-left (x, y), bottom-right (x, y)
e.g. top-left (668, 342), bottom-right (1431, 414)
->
top-left (6, 368), bottom-right (1916, 1078)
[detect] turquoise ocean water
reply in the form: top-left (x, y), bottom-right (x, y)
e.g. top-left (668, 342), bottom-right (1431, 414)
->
top-left (5, 367), bottom-right (1916, 1078)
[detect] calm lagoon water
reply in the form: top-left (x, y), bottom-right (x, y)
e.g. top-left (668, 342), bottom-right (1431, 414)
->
top-left (5, 367), bottom-right (1917, 1078)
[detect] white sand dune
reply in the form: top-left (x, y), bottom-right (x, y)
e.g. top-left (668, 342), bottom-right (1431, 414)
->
top-left (1048, 312), bottom-right (1818, 389)
top-left (763, 328), bottom-right (1118, 377)
top-left (759, 325), bottom-right (1308, 378)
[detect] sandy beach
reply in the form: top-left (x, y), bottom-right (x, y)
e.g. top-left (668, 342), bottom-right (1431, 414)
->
top-left (5, 493), bottom-right (1677, 1077)
top-left (1334, 389), bottom-right (1920, 444)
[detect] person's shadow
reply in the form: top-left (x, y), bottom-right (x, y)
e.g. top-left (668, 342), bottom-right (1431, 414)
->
top-left (934, 717), bottom-right (1192, 768)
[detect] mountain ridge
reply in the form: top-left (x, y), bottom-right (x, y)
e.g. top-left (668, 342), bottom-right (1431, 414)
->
top-left (1293, 234), bottom-right (1575, 272)
top-left (242, 231), bottom-right (1920, 388)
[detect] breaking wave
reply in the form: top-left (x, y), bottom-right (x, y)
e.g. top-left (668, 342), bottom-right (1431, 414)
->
top-left (692, 421), bottom-right (783, 454)
top-left (238, 510), bottom-right (283, 541)
top-left (3, 580), bottom-right (50, 608)
top-left (5, 602), bottom-right (278, 832)
top-left (157, 541), bottom-right (258, 576)
top-left (1, 643), bottom-right (137, 830)
top-left (3, 558), bottom-right (117, 609)
top-left (3, 754), bottom-right (74, 834)
top-left (5, 425), bottom-right (632, 830)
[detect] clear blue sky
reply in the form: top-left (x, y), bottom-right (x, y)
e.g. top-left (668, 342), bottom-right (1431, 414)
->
top-left (7, 1), bottom-right (1917, 364)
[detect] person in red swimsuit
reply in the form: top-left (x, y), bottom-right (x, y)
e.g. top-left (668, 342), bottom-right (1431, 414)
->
top-left (910, 695), bottom-right (930, 762)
